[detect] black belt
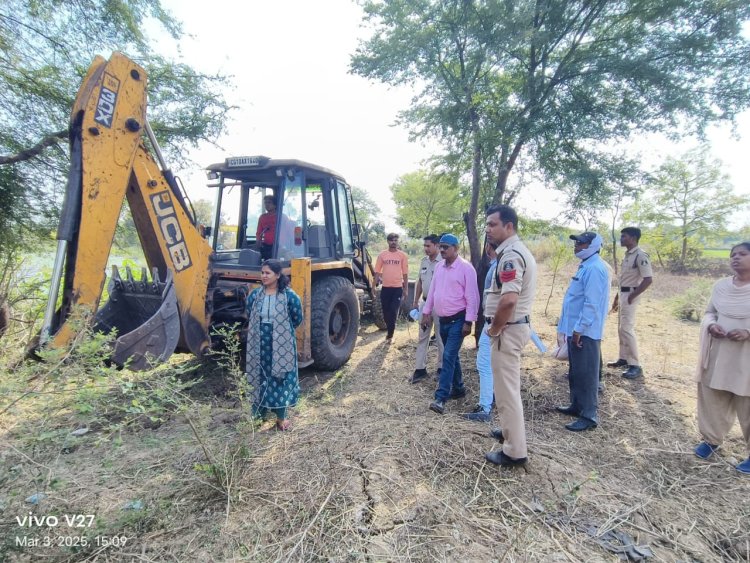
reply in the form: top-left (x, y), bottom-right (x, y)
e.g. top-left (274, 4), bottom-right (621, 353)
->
top-left (620, 286), bottom-right (636, 292)
top-left (439, 310), bottom-right (466, 324)
top-left (485, 315), bottom-right (529, 325)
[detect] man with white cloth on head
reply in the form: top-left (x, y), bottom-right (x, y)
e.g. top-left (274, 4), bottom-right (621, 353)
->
top-left (556, 232), bottom-right (610, 432)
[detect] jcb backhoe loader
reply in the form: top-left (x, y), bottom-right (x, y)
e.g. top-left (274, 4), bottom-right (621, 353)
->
top-left (40, 52), bottom-right (383, 371)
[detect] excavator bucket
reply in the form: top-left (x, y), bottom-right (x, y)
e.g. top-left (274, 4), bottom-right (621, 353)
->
top-left (93, 266), bottom-right (180, 370)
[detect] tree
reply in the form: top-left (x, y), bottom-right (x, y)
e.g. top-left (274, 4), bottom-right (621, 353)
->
top-left (0, 1), bottom-right (232, 257)
top-left (351, 0), bottom-right (750, 267)
top-left (631, 148), bottom-right (749, 271)
top-left (390, 170), bottom-right (467, 238)
top-left (350, 185), bottom-right (386, 242)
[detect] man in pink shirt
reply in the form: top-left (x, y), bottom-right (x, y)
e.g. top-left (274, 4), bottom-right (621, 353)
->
top-left (422, 233), bottom-right (479, 414)
top-left (375, 233), bottom-right (409, 342)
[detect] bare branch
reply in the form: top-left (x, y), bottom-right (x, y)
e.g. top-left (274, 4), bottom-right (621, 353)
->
top-left (0, 130), bottom-right (68, 165)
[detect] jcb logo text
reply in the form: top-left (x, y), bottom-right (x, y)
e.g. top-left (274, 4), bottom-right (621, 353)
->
top-left (151, 191), bottom-right (193, 272)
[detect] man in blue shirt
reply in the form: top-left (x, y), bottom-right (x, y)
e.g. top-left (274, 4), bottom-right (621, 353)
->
top-left (556, 232), bottom-right (610, 431)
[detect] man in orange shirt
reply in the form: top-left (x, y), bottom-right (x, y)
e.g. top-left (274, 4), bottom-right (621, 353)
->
top-left (256, 195), bottom-right (278, 259)
top-left (375, 233), bottom-right (409, 342)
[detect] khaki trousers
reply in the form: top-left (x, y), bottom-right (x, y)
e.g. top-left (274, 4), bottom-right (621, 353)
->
top-left (490, 324), bottom-right (530, 459)
top-left (415, 310), bottom-right (444, 370)
top-left (697, 383), bottom-right (750, 453)
top-left (618, 291), bottom-right (640, 365)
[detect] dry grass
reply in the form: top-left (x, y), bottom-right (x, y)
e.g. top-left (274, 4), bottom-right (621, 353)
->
top-left (1, 265), bottom-right (750, 561)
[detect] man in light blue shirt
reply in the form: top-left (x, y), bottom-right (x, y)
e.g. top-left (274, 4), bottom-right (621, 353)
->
top-left (462, 243), bottom-right (497, 421)
top-left (556, 232), bottom-right (610, 432)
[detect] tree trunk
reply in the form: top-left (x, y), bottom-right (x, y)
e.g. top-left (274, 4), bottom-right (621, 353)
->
top-left (680, 221), bottom-right (688, 272)
top-left (465, 111), bottom-right (482, 270)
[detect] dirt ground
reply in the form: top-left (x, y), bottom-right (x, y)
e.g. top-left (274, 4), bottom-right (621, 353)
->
top-left (1, 264), bottom-right (749, 562)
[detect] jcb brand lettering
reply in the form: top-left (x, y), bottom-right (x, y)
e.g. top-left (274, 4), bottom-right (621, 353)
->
top-left (150, 191), bottom-right (192, 272)
top-left (94, 74), bottom-right (120, 128)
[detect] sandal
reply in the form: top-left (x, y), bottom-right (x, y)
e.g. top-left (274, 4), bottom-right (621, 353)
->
top-left (275, 419), bottom-right (291, 432)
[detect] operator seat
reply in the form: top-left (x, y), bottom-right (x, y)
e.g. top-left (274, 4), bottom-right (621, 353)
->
top-left (307, 225), bottom-right (331, 258)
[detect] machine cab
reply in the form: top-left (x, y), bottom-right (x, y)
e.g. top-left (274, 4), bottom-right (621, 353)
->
top-left (206, 156), bottom-right (357, 268)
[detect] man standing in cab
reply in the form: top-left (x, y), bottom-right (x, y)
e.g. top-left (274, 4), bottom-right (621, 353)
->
top-left (374, 233), bottom-right (409, 342)
top-left (607, 227), bottom-right (653, 379)
top-left (410, 234), bottom-right (444, 383)
top-left (256, 194), bottom-right (278, 259)
top-left (483, 205), bottom-right (537, 467)
top-left (422, 234), bottom-right (479, 415)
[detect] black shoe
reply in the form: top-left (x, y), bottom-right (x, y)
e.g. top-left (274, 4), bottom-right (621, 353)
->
top-left (565, 418), bottom-right (597, 432)
top-left (489, 428), bottom-right (505, 443)
top-left (410, 369), bottom-right (428, 383)
top-left (607, 358), bottom-right (628, 368)
top-left (462, 405), bottom-right (491, 422)
top-left (449, 387), bottom-right (466, 400)
top-left (429, 400), bottom-right (445, 414)
top-left (485, 450), bottom-right (527, 467)
top-left (555, 405), bottom-right (578, 416)
top-left (622, 365), bottom-right (643, 379)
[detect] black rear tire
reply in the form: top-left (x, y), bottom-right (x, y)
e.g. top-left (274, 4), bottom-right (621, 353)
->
top-left (310, 277), bottom-right (360, 371)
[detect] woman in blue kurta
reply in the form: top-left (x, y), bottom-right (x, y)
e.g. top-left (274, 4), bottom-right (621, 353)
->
top-left (245, 259), bottom-right (303, 431)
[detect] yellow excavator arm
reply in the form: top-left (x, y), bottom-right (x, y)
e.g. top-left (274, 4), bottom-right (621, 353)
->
top-left (41, 52), bottom-right (213, 369)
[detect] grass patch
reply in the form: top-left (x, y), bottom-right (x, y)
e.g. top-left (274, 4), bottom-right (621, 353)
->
top-left (702, 248), bottom-right (730, 258)
top-left (668, 278), bottom-right (714, 321)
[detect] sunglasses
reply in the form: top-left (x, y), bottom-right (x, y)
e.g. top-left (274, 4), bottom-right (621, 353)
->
top-left (439, 244), bottom-right (450, 250)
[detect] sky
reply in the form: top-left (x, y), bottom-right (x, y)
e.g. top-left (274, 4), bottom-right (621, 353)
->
top-left (157, 0), bottom-right (750, 232)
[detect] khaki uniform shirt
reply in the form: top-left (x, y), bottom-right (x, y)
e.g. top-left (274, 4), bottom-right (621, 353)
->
top-left (484, 234), bottom-right (537, 320)
top-left (418, 255), bottom-right (441, 299)
top-left (619, 246), bottom-right (653, 289)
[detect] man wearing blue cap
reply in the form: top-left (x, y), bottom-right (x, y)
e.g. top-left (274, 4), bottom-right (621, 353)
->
top-left (556, 231), bottom-right (610, 432)
top-left (422, 233), bottom-right (479, 414)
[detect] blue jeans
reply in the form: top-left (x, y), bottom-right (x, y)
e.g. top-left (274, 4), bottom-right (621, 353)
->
top-left (435, 316), bottom-right (466, 402)
top-left (567, 335), bottom-right (600, 423)
top-left (476, 329), bottom-right (493, 412)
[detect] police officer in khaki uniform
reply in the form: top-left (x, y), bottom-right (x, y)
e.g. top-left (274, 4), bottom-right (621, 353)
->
top-left (607, 227), bottom-right (653, 379)
top-left (411, 234), bottom-right (444, 383)
top-left (483, 205), bottom-right (537, 467)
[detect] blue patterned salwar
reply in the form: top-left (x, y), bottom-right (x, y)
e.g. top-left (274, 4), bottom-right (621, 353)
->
top-left (245, 287), bottom-right (304, 420)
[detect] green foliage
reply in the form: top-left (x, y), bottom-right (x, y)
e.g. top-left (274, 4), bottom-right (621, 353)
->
top-left (702, 249), bottom-right (729, 259)
top-left (350, 185), bottom-right (385, 243)
top-left (0, 0), bottom-right (233, 258)
top-left (390, 170), bottom-right (467, 237)
top-left (660, 239), bottom-right (706, 273)
top-left (0, 253), bottom-right (50, 348)
top-left (518, 216), bottom-right (568, 240)
top-left (352, 0), bottom-right (750, 263)
top-left (208, 324), bottom-right (254, 428)
top-left (625, 147), bottom-right (750, 271)
top-left (670, 279), bottom-right (713, 322)
top-left (0, 312), bottom-right (200, 451)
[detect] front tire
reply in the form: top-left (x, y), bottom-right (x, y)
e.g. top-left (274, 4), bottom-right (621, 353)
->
top-left (310, 277), bottom-right (360, 371)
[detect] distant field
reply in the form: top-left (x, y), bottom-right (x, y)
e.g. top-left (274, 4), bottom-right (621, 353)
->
top-left (702, 248), bottom-right (730, 258)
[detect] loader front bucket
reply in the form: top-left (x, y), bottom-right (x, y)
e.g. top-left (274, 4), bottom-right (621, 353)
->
top-left (94, 266), bottom-right (180, 370)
